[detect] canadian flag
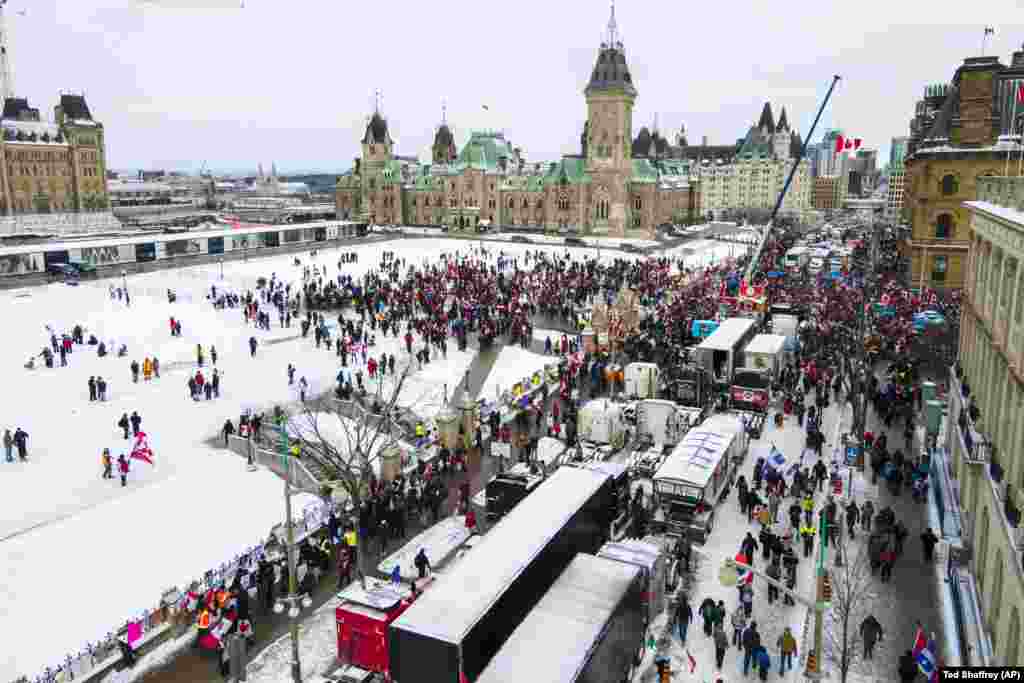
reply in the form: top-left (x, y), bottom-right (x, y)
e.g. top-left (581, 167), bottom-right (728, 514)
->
top-left (835, 135), bottom-right (862, 153)
top-left (130, 431), bottom-right (155, 465)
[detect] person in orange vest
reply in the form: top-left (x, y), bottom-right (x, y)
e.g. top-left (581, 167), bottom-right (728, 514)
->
top-left (196, 607), bottom-right (212, 647)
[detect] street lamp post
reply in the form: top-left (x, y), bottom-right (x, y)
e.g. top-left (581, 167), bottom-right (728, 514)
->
top-left (274, 417), bottom-right (307, 683)
top-left (219, 258), bottom-right (224, 280)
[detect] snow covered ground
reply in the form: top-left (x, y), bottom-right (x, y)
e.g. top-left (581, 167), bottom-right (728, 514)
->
top-left (0, 235), bottom-right (730, 681)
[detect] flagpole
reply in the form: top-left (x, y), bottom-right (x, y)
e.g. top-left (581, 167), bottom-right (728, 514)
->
top-left (1006, 91), bottom-right (1017, 176)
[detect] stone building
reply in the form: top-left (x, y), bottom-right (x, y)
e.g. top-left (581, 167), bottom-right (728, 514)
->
top-left (675, 102), bottom-right (811, 220)
top-left (949, 175), bottom-right (1024, 666)
top-left (336, 6), bottom-right (701, 237)
top-left (0, 94), bottom-right (108, 214)
top-left (902, 46), bottom-right (1024, 290)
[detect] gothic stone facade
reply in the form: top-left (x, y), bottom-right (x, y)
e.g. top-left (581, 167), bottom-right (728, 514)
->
top-left (336, 19), bottom-right (699, 237)
top-left (0, 95), bottom-right (108, 215)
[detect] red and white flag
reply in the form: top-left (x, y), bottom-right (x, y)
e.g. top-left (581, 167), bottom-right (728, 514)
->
top-left (130, 431), bottom-right (154, 465)
top-left (1017, 83), bottom-right (1024, 104)
top-left (685, 649), bottom-right (697, 673)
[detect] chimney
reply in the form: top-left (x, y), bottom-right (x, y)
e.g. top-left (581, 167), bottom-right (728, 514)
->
top-left (702, 135), bottom-right (709, 146)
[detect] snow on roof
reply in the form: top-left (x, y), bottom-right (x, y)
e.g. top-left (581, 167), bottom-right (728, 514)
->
top-left (743, 333), bottom-right (786, 356)
top-left (696, 317), bottom-right (756, 352)
top-left (474, 554), bottom-right (640, 683)
top-left (390, 466), bottom-right (611, 643)
top-left (654, 428), bottom-right (735, 488)
top-left (2, 119), bottom-right (60, 137)
top-left (965, 200), bottom-right (1024, 229)
top-left (377, 515), bottom-right (471, 581)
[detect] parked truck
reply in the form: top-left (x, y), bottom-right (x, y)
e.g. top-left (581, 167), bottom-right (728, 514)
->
top-left (388, 466), bottom-right (618, 683)
top-left (474, 553), bottom-right (647, 683)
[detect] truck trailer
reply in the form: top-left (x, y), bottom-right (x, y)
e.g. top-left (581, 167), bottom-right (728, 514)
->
top-left (474, 553), bottom-right (646, 683)
top-left (387, 465), bottom-right (618, 683)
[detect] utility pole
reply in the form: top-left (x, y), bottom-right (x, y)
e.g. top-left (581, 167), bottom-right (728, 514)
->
top-left (807, 509), bottom-right (830, 679)
top-left (276, 417), bottom-right (303, 683)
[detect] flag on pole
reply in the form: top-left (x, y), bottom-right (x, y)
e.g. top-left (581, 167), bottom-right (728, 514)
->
top-left (130, 431), bottom-right (154, 465)
top-left (735, 552), bottom-right (754, 585)
top-left (685, 649), bottom-right (697, 673)
top-left (912, 627), bottom-right (939, 683)
top-left (1017, 83), bottom-right (1024, 104)
top-left (834, 135), bottom-right (845, 153)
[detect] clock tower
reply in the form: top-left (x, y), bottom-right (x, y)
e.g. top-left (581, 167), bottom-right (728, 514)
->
top-left (584, 0), bottom-right (637, 237)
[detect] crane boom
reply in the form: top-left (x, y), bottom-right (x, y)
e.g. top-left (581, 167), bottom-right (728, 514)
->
top-left (745, 75), bottom-right (841, 282)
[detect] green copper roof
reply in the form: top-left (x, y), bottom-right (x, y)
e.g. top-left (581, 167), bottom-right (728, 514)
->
top-left (631, 158), bottom-right (658, 183)
top-left (457, 131), bottom-right (513, 170)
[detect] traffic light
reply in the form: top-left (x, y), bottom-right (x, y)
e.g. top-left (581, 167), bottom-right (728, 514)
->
top-left (822, 572), bottom-right (833, 604)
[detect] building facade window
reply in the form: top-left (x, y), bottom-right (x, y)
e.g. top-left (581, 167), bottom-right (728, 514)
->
top-left (936, 214), bottom-right (953, 239)
top-left (634, 198), bottom-right (642, 211)
top-left (940, 174), bottom-right (958, 196)
top-left (932, 255), bottom-right (948, 283)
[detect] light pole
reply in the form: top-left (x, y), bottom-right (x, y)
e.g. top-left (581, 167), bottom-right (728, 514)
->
top-left (273, 416), bottom-right (309, 683)
top-left (219, 258), bottom-right (224, 280)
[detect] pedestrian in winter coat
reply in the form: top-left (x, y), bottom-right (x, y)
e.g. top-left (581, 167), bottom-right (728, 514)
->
top-left (223, 420), bottom-right (235, 447)
top-left (698, 597), bottom-right (717, 636)
top-left (97, 376), bottom-right (107, 401)
top-left (861, 499), bottom-right (875, 531)
top-left (211, 346), bottom-right (218, 366)
top-left (13, 428), bottom-right (28, 460)
top-left (249, 337), bottom-right (258, 357)
top-left (846, 500), bottom-right (861, 537)
top-left (414, 548), bottom-right (431, 579)
top-left (130, 411), bottom-right (142, 436)
top-left (766, 560), bottom-right (781, 604)
top-left (860, 614), bottom-right (883, 659)
top-left (118, 454), bottom-right (129, 487)
top-left (88, 376), bottom-right (97, 401)
top-left (754, 644), bottom-right (771, 681)
top-left (741, 532), bottom-right (758, 563)
top-left (777, 626), bottom-right (798, 674)
top-left (740, 584), bottom-right (754, 617)
top-left (130, 359), bottom-right (140, 383)
top-left (101, 449), bottom-right (112, 479)
top-left (921, 527), bottom-right (939, 562)
top-left (3, 429), bottom-right (12, 462)
top-left (741, 622), bottom-right (761, 676)
top-left (673, 596), bottom-right (693, 642)
top-left (731, 605), bottom-right (747, 645)
top-left (713, 623), bottom-right (729, 669)
top-left (152, 357), bottom-right (160, 379)
top-left (118, 413), bottom-right (130, 439)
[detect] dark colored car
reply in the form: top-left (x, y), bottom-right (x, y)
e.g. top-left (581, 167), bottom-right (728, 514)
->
top-left (511, 235), bottom-right (531, 243)
top-left (564, 236), bottom-right (584, 246)
top-left (620, 243), bottom-right (640, 253)
top-left (46, 263), bottom-right (76, 277)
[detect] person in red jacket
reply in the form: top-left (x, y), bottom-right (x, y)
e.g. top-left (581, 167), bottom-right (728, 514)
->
top-left (118, 454), bottom-right (130, 487)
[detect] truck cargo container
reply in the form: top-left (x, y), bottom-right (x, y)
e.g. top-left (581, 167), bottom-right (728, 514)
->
top-left (474, 554), bottom-right (646, 683)
top-left (388, 465), bottom-right (617, 683)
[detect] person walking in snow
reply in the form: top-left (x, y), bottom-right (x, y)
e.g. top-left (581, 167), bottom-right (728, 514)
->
top-left (101, 449), bottom-right (113, 479)
top-left (249, 336), bottom-right (258, 357)
top-left (118, 454), bottom-right (129, 487)
top-left (860, 614), bottom-right (883, 659)
top-left (97, 376), bottom-right (108, 401)
top-left (196, 344), bottom-right (204, 367)
top-left (152, 357), bottom-right (160, 379)
top-left (698, 596), bottom-right (717, 636)
top-left (299, 377), bottom-right (309, 403)
top-left (713, 622), bottom-right (729, 669)
top-left (672, 595), bottom-right (693, 643)
top-left (3, 428), bottom-right (13, 462)
top-left (777, 626), bottom-right (798, 674)
top-left (130, 411), bottom-right (142, 437)
top-left (118, 413), bottom-right (130, 440)
top-left (287, 364), bottom-right (296, 385)
top-left (210, 346), bottom-right (217, 366)
top-left (212, 369), bottom-right (221, 398)
top-left (130, 359), bottom-right (140, 383)
top-left (88, 376), bottom-right (97, 401)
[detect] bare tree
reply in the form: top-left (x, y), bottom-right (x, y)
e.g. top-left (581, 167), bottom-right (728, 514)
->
top-left (823, 537), bottom-right (880, 683)
top-left (286, 360), bottom-right (421, 539)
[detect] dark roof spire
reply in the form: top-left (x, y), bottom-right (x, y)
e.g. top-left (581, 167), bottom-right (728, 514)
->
top-left (776, 106), bottom-right (790, 132)
top-left (758, 102), bottom-right (775, 133)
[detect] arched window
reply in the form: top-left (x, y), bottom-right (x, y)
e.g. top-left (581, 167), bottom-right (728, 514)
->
top-left (935, 214), bottom-right (953, 239)
top-left (940, 174), bottom-right (958, 196)
top-left (507, 198), bottom-right (514, 210)
top-left (634, 197), bottom-right (642, 211)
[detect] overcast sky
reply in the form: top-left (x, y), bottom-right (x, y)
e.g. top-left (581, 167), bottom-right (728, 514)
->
top-left (9, 0), bottom-right (1024, 174)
